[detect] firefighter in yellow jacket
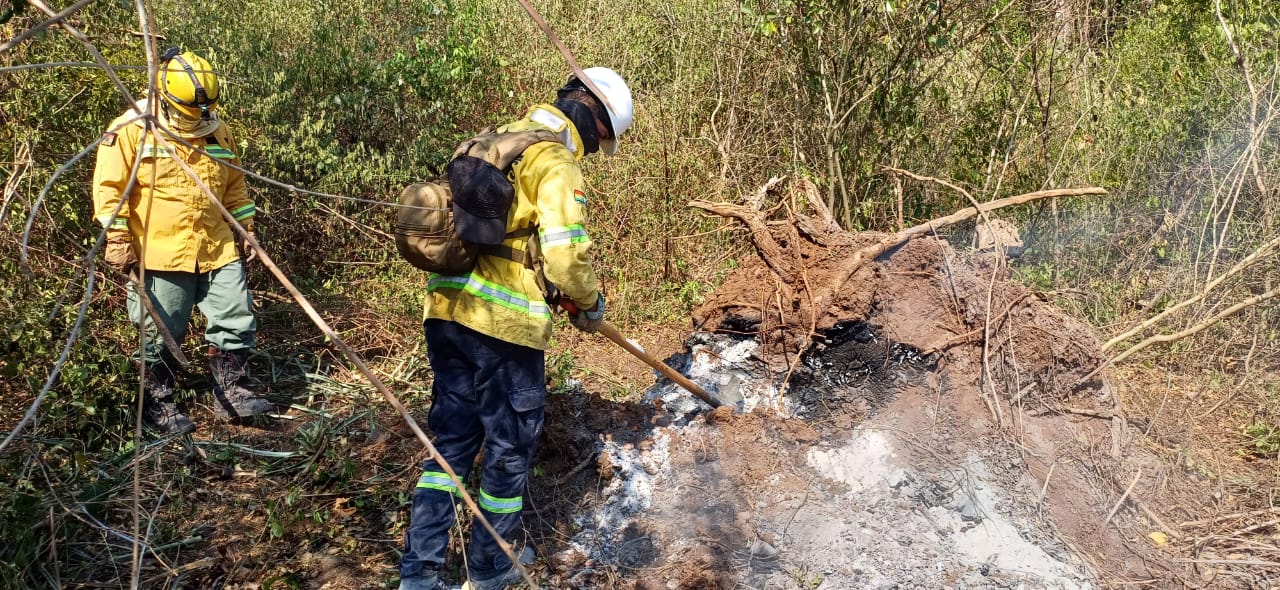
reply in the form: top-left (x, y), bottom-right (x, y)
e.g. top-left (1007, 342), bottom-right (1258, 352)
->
top-left (398, 68), bottom-right (634, 590)
top-left (92, 49), bottom-right (271, 435)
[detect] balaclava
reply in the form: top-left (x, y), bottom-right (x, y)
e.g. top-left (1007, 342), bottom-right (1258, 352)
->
top-left (553, 95), bottom-right (601, 155)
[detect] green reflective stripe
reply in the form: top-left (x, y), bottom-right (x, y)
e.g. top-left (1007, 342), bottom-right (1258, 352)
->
top-left (416, 471), bottom-right (459, 495)
top-left (479, 489), bottom-right (522, 514)
top-left (230, 204), bottom-right (256, 220)
top-left (139, 144), bottom-right (170, 158)
top-left (428, 274), bottom-right (552, 319)
top-left (205, 146), bottom-right (235, 159)
top-left (109, 217), bottom-right (129, 229)
top-left (539, 224), bottom-right (589, 247)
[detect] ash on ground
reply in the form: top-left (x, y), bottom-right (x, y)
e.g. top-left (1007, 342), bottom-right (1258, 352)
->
top-left (550, 327), bottom-right (1097, 589)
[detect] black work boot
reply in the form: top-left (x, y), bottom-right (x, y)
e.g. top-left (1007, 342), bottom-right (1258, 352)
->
top-left (208, 347), bottom-right (272, 419)
top-left (141, 361), bottom-right (195, 435)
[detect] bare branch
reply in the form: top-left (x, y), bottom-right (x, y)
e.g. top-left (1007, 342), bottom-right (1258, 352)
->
top-left (129, 5), bottom-right (160, 583)
top-left (0, 61), bottom-right (149, 74)
top-left (1102, 235), bottom-right (1280, 352)
top-left (811, 186), bottom-right (1108, 314)
top-left (1108, 285), bottom-right (1280, 367)
top-left (0, 0), bottom-right (95, 54)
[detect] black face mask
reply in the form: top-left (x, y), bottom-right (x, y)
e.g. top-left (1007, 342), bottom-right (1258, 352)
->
top-left (553, 97), bottom-right (600, 155)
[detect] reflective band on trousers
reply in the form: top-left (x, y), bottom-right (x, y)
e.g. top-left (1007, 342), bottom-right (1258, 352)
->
top-left (416, 470), bottom-right (459, 495)
top-left (538, 224), bottom-right (589, 248)
top-left (479, 488), bottom-right (522, 514)
top-left (428, 273), bottom-right (552, 319)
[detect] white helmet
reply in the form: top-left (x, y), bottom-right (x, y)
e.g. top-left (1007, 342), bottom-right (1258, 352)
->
top-left (569, 67), bottom-right (633, 155)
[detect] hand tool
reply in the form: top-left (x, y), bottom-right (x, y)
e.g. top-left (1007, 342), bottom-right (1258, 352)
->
top-left (561, 297), bottom-right (727, 409)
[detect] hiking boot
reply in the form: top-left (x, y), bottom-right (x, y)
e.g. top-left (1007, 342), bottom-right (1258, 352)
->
top-left (143, 397), bottom-right (196, 435)
top-left (399, 571), bottom-right (450, 590)
top-left (140, 361), bottom-right (195, 435)
top-left (208, 347), bottom-right (272, 419)
top-left (464, 547), bottom-right (536, 590)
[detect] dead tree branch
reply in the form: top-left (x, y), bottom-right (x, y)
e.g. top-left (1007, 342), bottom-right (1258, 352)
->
top-left (690, 180), bottom-right (794, 280)
top-left (0, 0), bottom-right (96, 54)
top-left (810, 186), bottom-right (1108, 314)
top-left (1108, 285), bottom-right (1280, 367)
top-left (1080, 284), bottom-right (1280, 386)
top-left (1102, 235), bottom-right (1280, 352)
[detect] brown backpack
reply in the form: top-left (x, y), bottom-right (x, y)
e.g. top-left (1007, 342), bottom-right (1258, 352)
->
top-left (394, 128), bottom-right (560, 274)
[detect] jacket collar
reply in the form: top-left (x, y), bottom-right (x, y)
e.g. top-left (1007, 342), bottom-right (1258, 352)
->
top-left (523, 103), bottom-right (585, 161)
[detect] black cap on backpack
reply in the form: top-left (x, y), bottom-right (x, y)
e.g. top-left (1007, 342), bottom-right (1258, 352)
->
top-left (447, 155), bottom-right (512, 245)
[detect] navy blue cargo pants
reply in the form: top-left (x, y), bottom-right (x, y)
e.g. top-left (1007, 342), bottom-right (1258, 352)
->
top-left (400, 319), bottom-right (546, 582)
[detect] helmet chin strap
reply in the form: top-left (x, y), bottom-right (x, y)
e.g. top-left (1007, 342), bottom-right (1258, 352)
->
top-left (157, 97), bottom-right (218, 138)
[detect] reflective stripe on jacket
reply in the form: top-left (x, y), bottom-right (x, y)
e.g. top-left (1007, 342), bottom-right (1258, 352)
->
top-left (425, 104), bottom-right (602, 350)
top-left (92, 110), bottom-right (253, 273)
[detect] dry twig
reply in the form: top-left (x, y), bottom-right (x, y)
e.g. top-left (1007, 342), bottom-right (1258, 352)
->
top-left (1082, 285), bottom-right (1280, 385)
top-left (1105, 467), bottom-right (1142, 525)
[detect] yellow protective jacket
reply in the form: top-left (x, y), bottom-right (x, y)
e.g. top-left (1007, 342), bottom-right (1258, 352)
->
top-left (92, 110), bottom-right (254, 273)
top-left (425, 104), bottom-right (602, 350)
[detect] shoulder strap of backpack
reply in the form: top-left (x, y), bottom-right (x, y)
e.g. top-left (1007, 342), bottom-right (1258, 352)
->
top-left (480, 228), bottom-right (554, 305)
top-left (454, 129), bottom-right (563, 171)
top-left (478, 226), bottom-right (538, 267)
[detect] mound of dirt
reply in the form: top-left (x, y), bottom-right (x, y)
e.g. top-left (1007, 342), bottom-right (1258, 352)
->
top-left (529, 180), bottom-right (1183, 588)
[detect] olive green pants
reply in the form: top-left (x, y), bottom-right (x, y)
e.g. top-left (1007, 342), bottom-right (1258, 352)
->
top-left (126, 260), bottom-right (256, 365)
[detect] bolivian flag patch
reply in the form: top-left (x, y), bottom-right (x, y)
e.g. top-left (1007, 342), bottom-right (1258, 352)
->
top-left (573, 189), bottom-right (587, 206)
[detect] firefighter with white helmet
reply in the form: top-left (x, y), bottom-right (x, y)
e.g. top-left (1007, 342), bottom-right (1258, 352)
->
top-left (92, 48), bottom-right (271, 434)
top-left (398, 67), bottom-right (634, 590)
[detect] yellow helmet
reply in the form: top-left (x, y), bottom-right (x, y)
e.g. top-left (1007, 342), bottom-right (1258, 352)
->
top-left (159, 48), bottom-right (220, 119)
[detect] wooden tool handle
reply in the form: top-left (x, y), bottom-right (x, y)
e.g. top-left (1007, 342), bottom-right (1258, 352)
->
top-left (597, 321), bottom-right (724, 409)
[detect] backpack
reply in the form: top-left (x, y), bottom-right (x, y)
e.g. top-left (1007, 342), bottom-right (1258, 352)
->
top-left (394, 128), bottom-right (560, 274)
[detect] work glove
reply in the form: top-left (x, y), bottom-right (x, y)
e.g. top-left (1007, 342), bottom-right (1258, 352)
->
top-left (568, 292), bottom-right (605, 333)
top-left (237, 229), bottom-right (259, 264)
top-left (104, 229), bottom-right (137, 273)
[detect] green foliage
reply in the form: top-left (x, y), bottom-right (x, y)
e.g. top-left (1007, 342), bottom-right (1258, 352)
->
top-left (0, 0), bottom-right (28, 25)
top-left (1242, 422), bottom-right (1280, 458)
top-left (4, 0), bottom-right (1280, 585)
top-left (142, 0), bottom-right (508, 286)
top-left (547, 350), bottom-right (578, 396)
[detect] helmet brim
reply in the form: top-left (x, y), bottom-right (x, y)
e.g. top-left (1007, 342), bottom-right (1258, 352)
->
top-left (600, 137), bottom-right (620, 156)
